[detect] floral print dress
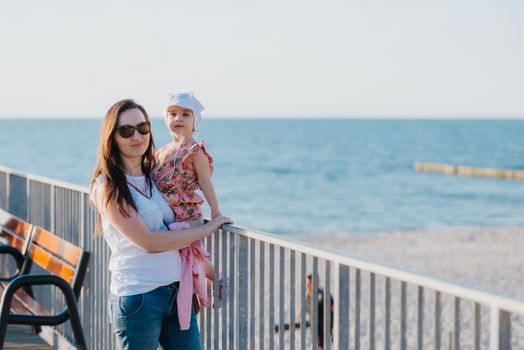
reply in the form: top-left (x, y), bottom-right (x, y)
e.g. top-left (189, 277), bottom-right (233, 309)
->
top-left (153, 140), bottom-right (213, 222)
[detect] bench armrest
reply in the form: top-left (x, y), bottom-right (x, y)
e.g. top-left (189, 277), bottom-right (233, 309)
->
top-left (0, 246), bottom-right (24, 281)
top-left (3, 274), bottom-right (77, 299)
top-left (0, 274), bottom-right (79, 323)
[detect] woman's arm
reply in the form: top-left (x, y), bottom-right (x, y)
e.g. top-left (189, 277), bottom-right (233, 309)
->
top-left (193, 149), bottom-right (222, 218)
top-left (105, 197), bottom-right (232, 253)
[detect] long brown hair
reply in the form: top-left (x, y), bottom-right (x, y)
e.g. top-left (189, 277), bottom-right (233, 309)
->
top-left (89, 99), bottom-right (156, 234)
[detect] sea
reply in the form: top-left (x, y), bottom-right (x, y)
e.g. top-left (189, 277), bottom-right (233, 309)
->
top-left (1, 119), bottom-right (523, 236)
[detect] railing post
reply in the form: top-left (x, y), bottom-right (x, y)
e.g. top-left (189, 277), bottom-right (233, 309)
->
top-left (354, 268), bottom-right (361, 350)
top-left (213, 230), bottom-right (220, 349)
top-left (269, 244), bottom-right (275, 350)
top-left (8, 173), bottom-right (27, 219)
top-left (289, 250), bottom-right (296, 350)
top-left (312, 257), bottom-right (319, 349)
top-left (221, 230), bottom-right (228, 350)
top-left (369, 272), bottom-right (375, 350)
top-left (0, 168), bottom-right (10, 284)
top-left (453, 297), bottom-right (461, 350)
top-left (228, 232), bottom-right (236, 348)
top-left (490, 307), bottom-right (511, 350)
top-left (333, 263), bottom-right (349, 350)
top-left (384, 277), bottom-right (391, 350)
top-left (279, 247), bottom-right (285, 350)
top-left (50, 184), bottom-right (55, 232)
top-left (474, 303), bottom-right (481, 350)
top-left (435, 291), bottom-right (442, 350)
top-left (417, 286), bottom-right (424, 350)
top-left (206, 235), bottom-right (212, 349)
top-left (238, 235), bottom-right (249, 350)
top-left (324, 262), bottom-right (331, 350)
top-left (258, 242), bottom-right (265, 350)
top-left (249, 238), bottom-right (256, 350)
top-left (300, 253), bottom-right (307, 348)
top-left (0, 169), bottom-right (8, 210)
top-left (400, 281), bottom-right (407, 350)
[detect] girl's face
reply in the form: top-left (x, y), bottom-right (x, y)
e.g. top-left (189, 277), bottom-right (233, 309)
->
top-left (114, 108), bottom-right (150, 160)
top-left (166, 105), bottom-right (194, 137)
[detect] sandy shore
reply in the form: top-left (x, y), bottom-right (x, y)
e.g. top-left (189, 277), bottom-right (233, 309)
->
top-left (287, 227), bottom-right (524, 349)
top-left (204, 227), bottom-right (524, 349)
top-left (295, 226), bottom-right (524, 300)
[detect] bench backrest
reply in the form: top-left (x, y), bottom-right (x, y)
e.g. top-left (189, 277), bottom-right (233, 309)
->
top-left (25, 226), bottom-right (90, 298)
top-left (0, 208), bottom-right (33, 254)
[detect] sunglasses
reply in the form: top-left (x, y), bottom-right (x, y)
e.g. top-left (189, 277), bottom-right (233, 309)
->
top-left (116, 121), bottom-right (151, 138)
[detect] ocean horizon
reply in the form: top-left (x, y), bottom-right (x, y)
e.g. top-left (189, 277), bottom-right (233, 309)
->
top-left (1, 118), bottom-right (523, 235)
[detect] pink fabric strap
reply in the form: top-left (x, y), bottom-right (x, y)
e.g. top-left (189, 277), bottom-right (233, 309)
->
top-left (176, 239), bottom-right (210, 330)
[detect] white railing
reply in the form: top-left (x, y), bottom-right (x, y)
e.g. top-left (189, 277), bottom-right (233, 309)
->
top-left (0, 164), bottom-right (523, 349)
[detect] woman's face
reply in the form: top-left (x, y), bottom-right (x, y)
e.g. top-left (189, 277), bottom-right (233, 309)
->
top-left (166, 105), bottom-right (195, 137)
top-left (114, 108), bottom-right (150, 160)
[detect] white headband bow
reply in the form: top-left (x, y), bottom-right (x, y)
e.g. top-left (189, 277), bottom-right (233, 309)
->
top-left (165, 92), bottom-right (205, 130)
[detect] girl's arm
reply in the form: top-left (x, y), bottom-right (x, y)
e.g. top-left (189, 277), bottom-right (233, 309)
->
top-left (193, 149), bottom-right (222, 218)
top-left (104, 196), bottom-right (232, 253)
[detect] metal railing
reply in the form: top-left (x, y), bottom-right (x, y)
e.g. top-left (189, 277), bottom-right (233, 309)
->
top-left (0, 164), bottom-right (523, 349)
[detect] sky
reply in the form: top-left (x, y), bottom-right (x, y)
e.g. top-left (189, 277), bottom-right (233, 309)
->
top-left (0, 0), bottom-right (523, 119)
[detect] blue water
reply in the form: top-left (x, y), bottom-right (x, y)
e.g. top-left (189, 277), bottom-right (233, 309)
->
top-left (1, 119), bottom-right (523, 235)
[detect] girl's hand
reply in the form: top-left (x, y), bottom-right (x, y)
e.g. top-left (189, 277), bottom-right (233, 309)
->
top-left (211, 210), bottom-right (222, 219)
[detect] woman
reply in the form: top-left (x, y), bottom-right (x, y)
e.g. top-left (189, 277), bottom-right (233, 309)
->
top-left (89, 99), bottom-right (232, 350)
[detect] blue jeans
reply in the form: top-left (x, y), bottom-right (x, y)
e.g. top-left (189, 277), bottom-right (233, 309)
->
top-left (108, 282), bottom-right (201, 350)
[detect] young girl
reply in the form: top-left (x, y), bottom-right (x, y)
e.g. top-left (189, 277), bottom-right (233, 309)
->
top-left (154, 92), bottom-right (221, 221)
top-left (153, 92), bottom-right (224, 330)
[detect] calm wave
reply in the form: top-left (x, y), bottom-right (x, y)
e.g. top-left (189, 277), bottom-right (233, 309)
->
top-left (1, 119), bottom-right (523, 235)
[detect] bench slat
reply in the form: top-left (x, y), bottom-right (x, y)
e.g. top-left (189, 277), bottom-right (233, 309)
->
top-left (0, 231), bottom-right (26, 252)
top-left (0, 282), bottom-right (52, 317)
top-left (31, 227), bottom-right (81, 266)
top-left (0, 209), bottom-right (32, 252)
top-left (28, 245), bottom-right (75, 285)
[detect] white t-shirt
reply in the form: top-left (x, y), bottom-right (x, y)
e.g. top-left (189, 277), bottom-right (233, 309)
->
top-left (90, 175), bottom-right (181, 296)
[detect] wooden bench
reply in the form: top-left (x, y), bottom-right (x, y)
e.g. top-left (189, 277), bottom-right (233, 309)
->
top-left (0, 210), bottom-right (90, 350)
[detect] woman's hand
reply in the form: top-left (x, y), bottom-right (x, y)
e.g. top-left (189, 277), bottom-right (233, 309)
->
top-left (208, 216), bottom-right (233, 232)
